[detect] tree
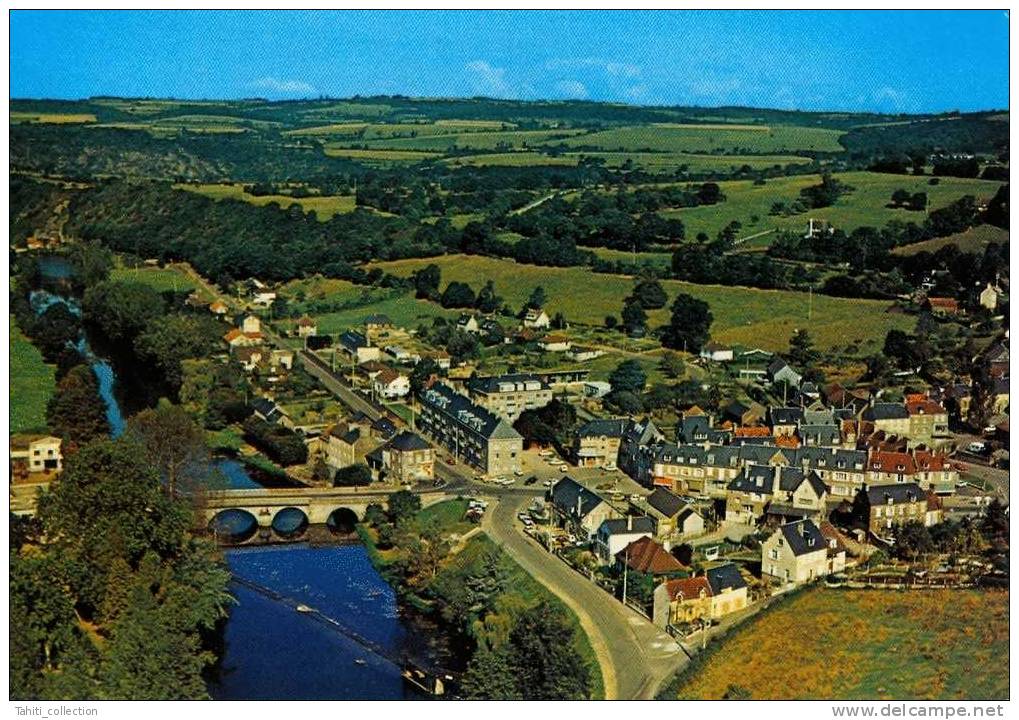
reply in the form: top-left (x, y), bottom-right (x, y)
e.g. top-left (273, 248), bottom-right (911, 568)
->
top-left (608, 359), bottom-right (647, 394)
top-left (505, 602), bottom-right (592, 699)
top-left (604, 315), bottom-right (618, 330)
top-left (69, 240), bottom-right (114, 291)
top-left (47, 364), bottom-right (110, 445)
top-left (883, 329), bottom-right (921, 370)
top-left (387, 489), bottom-right (421, 526)
top-left (661, 293), bottom-right (713, 353)
top-left (82, 280), bottom-right (165, 345)
top-left (893, 521), bottom-right (934, 560)
top-left (133, 314), bottom-right (220, 392)
top-left (440, 281), bottom-right (476, 308)
top-left (475, 280), bottom-right (501, 314)
top-left (413, 264), bottom-right (441, 300)
top-left (124, 400), bottom-right (209, 499)
top-left (410, 357), bottom-right (440, 396)
top-left (620, 297), bottom-right (648, 335)
top-left (788, 329), bottom-right (819, 367)
top-left (334, 463), bottom-right (371, 487)
top-left (890, 188), bottom-right (911, 207)
top-left (630, 279), bottom-right (668, 309)
top-left (659, 351), bottom-right (686, 379)
top-left (462, 648), bottom-right (522, 700)
top-left (526, 286), bottom-right (546, 309)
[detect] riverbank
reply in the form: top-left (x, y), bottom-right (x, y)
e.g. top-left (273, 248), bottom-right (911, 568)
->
top-left (357, 498), bottom-right (606, 699)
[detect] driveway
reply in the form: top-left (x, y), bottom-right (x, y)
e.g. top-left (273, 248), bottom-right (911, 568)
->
top-left (483, 494), bottom-right (686, 700)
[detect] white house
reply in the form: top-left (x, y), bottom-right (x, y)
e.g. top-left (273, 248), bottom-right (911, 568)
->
top-left (980, 283), bottom-right (1000, 311)
top-left (251, 292), bottom-right (277, 308)
top-left (538, 334), bottom-right (571, 352)
top-left (761, 519), bottom-right (846, 585)
top-left (594, 516), bottom-right (654, 564)
top-left (699, 341), bottom-right (734, 363)
top-left (522, 308), bottom-right (551, 329)
top-left (373, 367), bottom-right (410, 399)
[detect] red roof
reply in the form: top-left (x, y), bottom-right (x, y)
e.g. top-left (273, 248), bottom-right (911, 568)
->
top-left (297, 316), bottom-right (316, 327)
top-left (662, 576), bottom-right (712, 602)
top-left (914, 450), bottom-right (950, 472)
top-left (868, 450), bottom-right (917, 475)
top-left (734, 426), bottom-right (770, 438)
top-left (906, 398), bottom-right (946, 416)
top-left (927, 297), bottom-right (959, 311)
top-left (775, 434), bottom-right (800, 448)
top-left (223, 329), bottom-right (243, 342)
top-left (618, 537), bottom-right (687, 574)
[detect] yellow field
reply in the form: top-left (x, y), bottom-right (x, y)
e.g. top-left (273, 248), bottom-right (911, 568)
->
top-left (322, 147), bottom-right (442, 162)
top-left (174, 183), bottom-right (357, 220)
top-left (11, 112), bottom-right (96, 124)
top-left (368, 254), bottom-right (912, 352)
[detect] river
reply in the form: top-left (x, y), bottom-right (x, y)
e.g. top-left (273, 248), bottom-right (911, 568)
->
top-left (33, 254), bottom-right (436, 700)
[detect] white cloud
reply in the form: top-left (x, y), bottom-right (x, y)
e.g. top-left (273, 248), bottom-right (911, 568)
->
top-left (604, 62), bottom-right (641, 78)
top-left (250, 76), bottom-right (316, 95)
top-left (465, 60), bottom-right (510, 97)
top-left (556, 80), bottom-right (588, 99)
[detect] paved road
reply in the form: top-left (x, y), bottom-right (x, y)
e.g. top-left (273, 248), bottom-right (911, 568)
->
top-left (297, 350), bottom-right (384, 421)
top-left (483, 494), bottom-right (686, 700)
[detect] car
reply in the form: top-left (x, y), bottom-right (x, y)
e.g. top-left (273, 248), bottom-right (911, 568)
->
top-left (603, 463), bottom-right (617, 472)
top-left (524, 476), bottom-right (538, 486)
top-left (967, 442), bottom-right (988, 454)
top-left (543, 480), bottom-right (553, 488)
top-left (514, 469), bottom-right (524, 477)
top-left (559, 465), bottom-right (569, 472)
top-left (629, 494), bottom-right (642, 503)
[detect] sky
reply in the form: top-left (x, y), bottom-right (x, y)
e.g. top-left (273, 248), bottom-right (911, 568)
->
top-left (9, 10), bottom-right (1010, 113)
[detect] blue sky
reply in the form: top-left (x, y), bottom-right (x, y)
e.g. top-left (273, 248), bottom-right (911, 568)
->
top-left (10, 10), bottom-right (1010, 112)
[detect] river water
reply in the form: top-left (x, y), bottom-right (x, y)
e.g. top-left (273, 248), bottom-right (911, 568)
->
top-left (33, 255), bottom-right (430, 700)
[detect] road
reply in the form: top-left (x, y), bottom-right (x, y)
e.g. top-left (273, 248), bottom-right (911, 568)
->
top-left (297, 350), bottom-right (384, 421)
top-left (483, 493), bottom-right (686, 700)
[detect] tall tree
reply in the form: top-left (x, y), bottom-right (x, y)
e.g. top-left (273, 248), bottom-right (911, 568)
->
top-left (660, 293), bottom-right (713, 353)
top-left (125, 400), bottom-right (209, 499)
top-left (46, 364), bottom-right (110, 445)
top-left (506, 602), bottom-right (592, 700)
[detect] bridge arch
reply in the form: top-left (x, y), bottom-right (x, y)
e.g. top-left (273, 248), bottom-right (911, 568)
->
top-left (271, 507), bottom-right (309, 538)
top-left (209, 509), bottom-right (258, 543)
top-left (326, 507), bottom-right (359, 535)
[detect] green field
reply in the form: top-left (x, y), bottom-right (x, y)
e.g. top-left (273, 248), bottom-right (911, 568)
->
top-left (368, 254), bottom-right (912, 352)
top-left (322, 146), bottom-right (442, 163)
top-left (442, 150), bottom-right (813, 172)
top-left (175, 183), bottom-right (358, 220)
top-left (670, 587), bottom-right (1008, 700)
top-left (110, 265), bottom-right (199, 294)
top-left (892, 223), bottom-right (1009, 256)
top-left (352, 128), bottom-right (587, 152)
top-left (10, 316), bottom-right (56, 434)
top-left (658, 171), bottom-right (1005, 243)
top-left (548, 123), bottom-right (846, 154)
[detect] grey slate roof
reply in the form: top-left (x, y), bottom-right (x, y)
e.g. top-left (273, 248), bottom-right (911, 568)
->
top-left (339, 330), bottom-right (369, 352)
top-left (770, 407), bottom-right (804, 426)
top-left (778, 519), bottom-right (827, 557)
top-left (646, 488), bottom-right (686, 518)
top-left (576, 418), bottom-right (629, 439)
top-left (468, 372), bottom-right (548, 394)
top-left (705, 563), bottom-right (747, 594)
top-left (363, 314), bottom-right (392, 326)
top-left (419, 382), bottom-right (522, 441)
top-left (865, 482), bottom-right (924, 506)
top-left (388, 431), bottom-right (431, 452)
top-left (552, 477), bottom-right (607, 520)
top-left (862, 403), bottom-right (910, 421)
top-left (598, 516), bottom-right (656, 536)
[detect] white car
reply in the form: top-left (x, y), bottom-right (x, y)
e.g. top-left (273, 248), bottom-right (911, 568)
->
top-left (543, 480), bottom-right (553, 488)
top-left (603, 463), bottom-right (617, 472)
top-left (514, 469), bottom-right (524, 477)
top-left (559, 465), bottom-right (569, 472)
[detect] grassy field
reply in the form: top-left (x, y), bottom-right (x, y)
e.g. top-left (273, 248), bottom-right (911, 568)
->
top-left (110, 264), bottom-right (200, 294)
top-left (354, 128), bottom-right (587, 152)
top-left (658, 171), bottom-right (1005, 242)
top-left (175, 182), bottom-right (358, 220)
top-left (671, 587), bottom-right (1009, 700)
top-left (547, 123), bottom-right (846, 154)
top-left (367, 254), bottom-right (912, 352)
top-left (11, 111), bottom-right (96, 124)
top-left (442, 150), bottom-right (813, 172)
top-left (322, 146), bottom-right (442, 163)
top-left (443, 152), bottom-right (579, 167)
top-left (892, 223), bottom-right (1009, 256)
top-left (10, 316), bottom-right (56, 434)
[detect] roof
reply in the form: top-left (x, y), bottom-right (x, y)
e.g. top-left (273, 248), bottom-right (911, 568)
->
top-left (387, 431), bottom-right (431, 452)
top-left (927, 297), bottom-right (959, 310)
top-left (863, 403), bottom-right (910, 421)
top-left (339, 331), bottom-right (369, 351)
top-left (770, 407), bottom-right (804, 425)
top-left (223, 328), bottom-right (244, 342)
top-left (777, 519), bottom-right (827, 557)
top-left (251, 397), bottom-right (282, 421)
top-left (364, 313), bottom-right (393, 326)
top-left (865, 482), bottom-right (925, 505)
top-left (10, 434), bottom-right (60, 450)
top-left (541, 333), bottom-right (569, 344)
top-left (868, 451), bottom-right (917, 475)
top-left (646, 487), bottom-right (686, 518)
top-left (619, 537), bottom-right (687, 574)
top-left (598, 516), bottom-right (656, 536)
top-left (297, 316), bottom-right (316, 327)
top-left (469, 373), bottom-right (548, 395)
top-left (420, 383), bottom-right (522, 441)
top-left (705, 564), bottom-right (747, 594)
top-left (702, 341), bottom-right (731, 352)
top-left (662, 576), bottom-right (712, 602)
top-left (375, 367), bottom-right (404, 385)
top-left (576, 418), bottom-right (629, 439)
top-left (552, 477), bottom-right (607, 519)
top-left (905, 398), bottom-right (947, 416)
top-left (734, 425), bottom-right (771, 438)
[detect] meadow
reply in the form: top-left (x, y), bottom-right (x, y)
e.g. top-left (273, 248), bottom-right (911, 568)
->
top-left (548, 123), bottom-right (847, 154)
top-left (174, 182), bottom-right (358, 220)
top-left (891, 223), bottom-right (1009, 256)
top-left (10, 316), bottom-right (56, 433)
top-left (368, 254), bottom-right (913, 352)
top-left (321, 146), bottom-right (443, 163)
top-left (11, 112), bottom-right (97, 124)
top-left (353, 128), bottom-right (588, 152)
top-left (442, 150), bottom-right (813, 172)
top-left (671, 587), bottom-right (1009, 700)
top-left (110, 264), bottom-right (201, 295)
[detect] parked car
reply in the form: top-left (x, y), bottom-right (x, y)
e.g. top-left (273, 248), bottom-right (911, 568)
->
top-left (559, 465), bottom-right (569, 472)
top-left (967, 441), bottom-right (988, 454)
top-left (525, 476), bottom-right (538, 486)
top-left (603, 463), bottom-right (617, 472)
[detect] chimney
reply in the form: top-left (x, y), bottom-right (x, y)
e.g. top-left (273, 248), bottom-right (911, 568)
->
top-left (576, 496), bottom-right (582, 517)
top-left (627, 515), bottom-right (633, 531)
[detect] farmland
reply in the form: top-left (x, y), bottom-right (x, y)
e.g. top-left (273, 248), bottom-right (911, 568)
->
top-left (175, 182), bottom-right (358, 219)
top-left (368, 254), bottom-right (913, 352)
top-left (10, 316), bottom-right (56, 433)
top-left (321, 146), bottom-right (442, 163)
top-left (671, 588), bottom-right (1009, 700)
top-left (550, 123), bottom-right (847, 154)
top-left (892, 223), bottom-right (1009, 256)
top-left (11, 111), bottom-right (97, 124)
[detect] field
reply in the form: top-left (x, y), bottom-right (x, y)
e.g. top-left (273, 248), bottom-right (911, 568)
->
top-left (110, 264), bottom-right (200, 294)
top-left (175, 182), bottom-right (358, 220)
top-left (671, 587), bottom-right (1009, 700)
top-left (892, 223), bottom-right (1009, 256)
top-left (442, 150), bottom-right (812, 172)
top-left (322, 146), bottom-right (442, 163)
top-left (352, 128), bottom-right (587, 152)
top-left (657, 171), bottom-right (1005, 242)
top-left (11, 111), bottom-right (96, 124)
top-left (10, 316), bottom-right (56, 433)
top-left (368, 254), bottom-right (913, 352)
top-left (550, 123), bottom-right (847, 154)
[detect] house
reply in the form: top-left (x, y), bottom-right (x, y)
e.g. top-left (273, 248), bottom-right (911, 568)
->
top-left (926, 297), bottom-right (959, 316)
top-left (468, 373), bottom-right (553, 424)
top-left (234, 346), bottom-right (265, 372)
top-left (904, 395), bottom-right (950, 445)
top-left (223, 328), bottom-right (262, 349)
top-left (209, 300), bottom-right (229, 316)
top-left (986, 344), bottom-right (1009, 379)
top-left (854, 482), bottom-right (939, 539)
top-left (551, 477), bottom-right (619, 539)
top-left (567, 346), bottom-right (604, 362)
top-left (769, 407), bottom-right (804, 437)
top-left (417, 382), bottom-right (523, 476)
top-left (652, 575), bottom-right (714, 628)
top-left (383, 345), bottom-right (416, 364)
top-left (616, 536), bottom-right (687, 577)
top-left (618, 417), bottom-right (666, 484)
top-left (572, 418), bottom-right (628, 468)
top-left (251, 397), bottom-right (290, 426)
top-left (583, 381), bottom-right (612, 398)
top-left (699, 341), bottom-right (734, 362)
top-left (595, 516), bottom-right (655, 563)
top-left (704, 564), bottom-right (749, 619)
top-left (992, 378), bottom-right (1010, 414)
top-left (365, 431), bottom-right (434, 485)
top-left (373, 367), bottom-right (410, 400)
top-left (538, 334), bottom-right (571, 352)
top-left (241, 315), bottom-right (262, 334)
top-left (824, 383), bottom-right (872, 413)
top-left (522, 308), bottom-right (550, 329)
top-left (456, 313), bottom-right (481, 335)
top-left (251, 291), bottom-right (277, 309)
top-left (296, 316), bottom-right (318, 338)
top-left (722, 400), bottom-right (766, 427)
top-left (10, 435), bottom-right (62, 475)
top-left (420, 350), bottom-right (451, 370)
top-left (725, 464), bottom-right (828, 526)
top-left (862, 402), bottom-right (911, 438)
top-left (766, 358), bottom-right (802, 388)
top-left (270, 349), bottom-right (294, 372)
top-left (338, 331), bottom-right (381, 364)
top-left (761, 518), bottom-right (846, 585)
top-left (979, 283), bottom-right (1000, 311)
top-left (644, 487), bottom-right (705, 538)
top-left (363, 314), bottom-right (393, 334)
top-left (312, 421), bottom-right (374, 471)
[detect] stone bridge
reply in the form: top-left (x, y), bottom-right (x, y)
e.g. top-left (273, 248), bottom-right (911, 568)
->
top-left (202, 486), bottom-right (450, 542)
